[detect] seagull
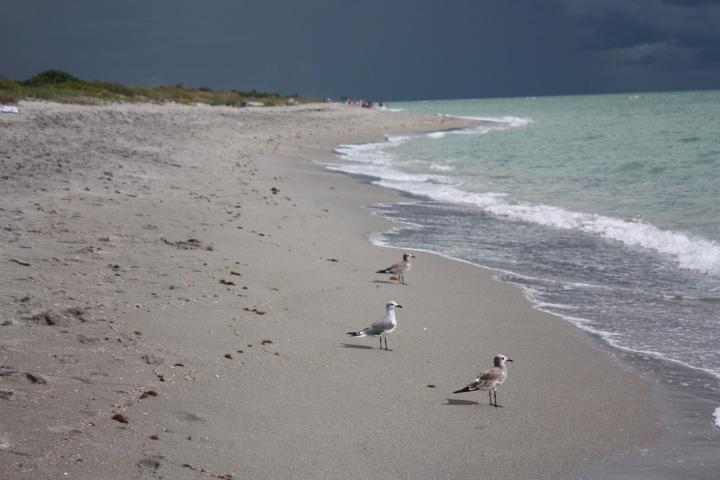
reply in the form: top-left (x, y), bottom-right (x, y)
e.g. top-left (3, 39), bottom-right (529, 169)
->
top-left (347, 301), bottom-right (402, 350)
top-left (376, 253), bottom-right (415, 285)
top-left (453, 354), bottom-right (514, 407)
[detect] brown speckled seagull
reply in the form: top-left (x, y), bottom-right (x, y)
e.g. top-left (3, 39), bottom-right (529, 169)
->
top-left (376, 253), bottom-right (415, 285)
top-left (453, 354), bottom-right (513, 407)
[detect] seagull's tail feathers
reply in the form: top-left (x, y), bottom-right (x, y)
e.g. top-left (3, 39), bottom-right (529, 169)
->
top-left (376, 268), bottom-right (390, 274)
top-left (347, 331), bottom-right (365, 337)
top-left (453, 386), bottom-right (472, 394)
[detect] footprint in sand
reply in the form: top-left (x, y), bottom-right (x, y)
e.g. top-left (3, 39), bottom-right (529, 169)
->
top-left (176, 411), bottom-right (207, 423)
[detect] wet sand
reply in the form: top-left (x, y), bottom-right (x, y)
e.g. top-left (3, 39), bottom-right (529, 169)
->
top-left (0, 101), bottom-right (662, 479)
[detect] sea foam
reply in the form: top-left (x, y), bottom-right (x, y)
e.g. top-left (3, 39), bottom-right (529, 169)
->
top-left (378, 178), bottom-right (720, 275)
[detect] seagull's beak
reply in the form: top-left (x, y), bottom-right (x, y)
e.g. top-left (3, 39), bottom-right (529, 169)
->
top-left (506, 358), bottom-right (514, 362)
top-left (396, 304), bottom-right (403, 308)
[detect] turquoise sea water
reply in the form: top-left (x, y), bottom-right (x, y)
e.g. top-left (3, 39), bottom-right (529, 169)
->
top-left (327, 92), bottom-right (720, 446)
top-left (380, 92), bottom-right (720, 260)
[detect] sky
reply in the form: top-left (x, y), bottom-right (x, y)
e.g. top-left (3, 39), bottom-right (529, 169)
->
top-left (1, 0), bottom-right (719, 101)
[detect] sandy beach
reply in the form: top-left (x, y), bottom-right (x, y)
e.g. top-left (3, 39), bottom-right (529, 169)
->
top-left (1, 101), bottom-right (663, 479)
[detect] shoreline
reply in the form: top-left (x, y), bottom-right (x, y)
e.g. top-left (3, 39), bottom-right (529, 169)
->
top-left (1, 101), bottom-right (664, 479)
top-left (359, 180), bottom-right (720, 388)
top-left (330, 136), bottom-right (720, 478)
top-left (366, 204), bottom-right (720, 477)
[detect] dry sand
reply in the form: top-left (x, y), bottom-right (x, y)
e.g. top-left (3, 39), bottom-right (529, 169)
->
top-left (0, 101), bottom-right (663, 479)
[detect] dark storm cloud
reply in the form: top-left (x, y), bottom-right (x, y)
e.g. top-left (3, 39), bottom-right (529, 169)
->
top-left (0, 0), bottom-right (589, 99)
top-left (0, 0), bottom-right (718, 99)
top-left (663, 0), bottom-right (720, 6)
top-left (564, 0), bottom-right (720, 42)
top-left (564, 0), bottom-right (720, 72)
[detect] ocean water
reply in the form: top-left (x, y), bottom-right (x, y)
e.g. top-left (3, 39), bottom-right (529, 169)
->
top-left (326, 91), bottom-right (720, 426)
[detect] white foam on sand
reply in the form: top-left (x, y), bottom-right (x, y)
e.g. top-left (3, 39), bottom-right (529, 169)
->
top-left (713, 407), bottom-right (720, 428)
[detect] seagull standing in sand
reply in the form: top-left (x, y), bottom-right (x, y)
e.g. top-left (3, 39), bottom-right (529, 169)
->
top-left (453, 354), bottom-right (514, 407)
top-left (347, 301), bottom-right (402, 350)
top-left (376, 253), bottom-right (415, 285)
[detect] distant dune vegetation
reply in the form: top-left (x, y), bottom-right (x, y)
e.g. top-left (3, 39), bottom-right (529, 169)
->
top-left (0, 70), bottom-right (317, 106)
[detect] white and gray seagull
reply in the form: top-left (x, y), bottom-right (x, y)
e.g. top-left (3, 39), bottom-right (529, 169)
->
top-left (376, 253), bottom-right (415, 285)
top-left (347, 300), bottom-right (402, 350)
top-left (453, 354), bottom-right (514, 407)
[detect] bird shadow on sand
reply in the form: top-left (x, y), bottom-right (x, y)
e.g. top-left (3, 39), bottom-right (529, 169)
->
top-left (371, 280), bottom-right (399, 285)
top-left (445, 398), bottom-right (479, 406)
top-left (339, 343), bottom-right (375, 350)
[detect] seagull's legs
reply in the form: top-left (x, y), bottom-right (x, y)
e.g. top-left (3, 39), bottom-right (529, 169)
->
top-left (378, 337), bottom-right (382, 349)
top-left (488, 390), bottom-right (492, 405)
top-left (492, 389), bottom-right (501, 407)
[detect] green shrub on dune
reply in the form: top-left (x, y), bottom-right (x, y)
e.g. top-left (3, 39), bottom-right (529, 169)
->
top-left (0, 77), bottom-right (21, 104)
top-left (0, 69), bottom-right (315, 106)
top-left (20, 69), bottom-right (81, 87)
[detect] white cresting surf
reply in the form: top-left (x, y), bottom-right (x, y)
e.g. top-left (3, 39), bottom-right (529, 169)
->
top-left (331, 116), bottom-right (720, 277)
